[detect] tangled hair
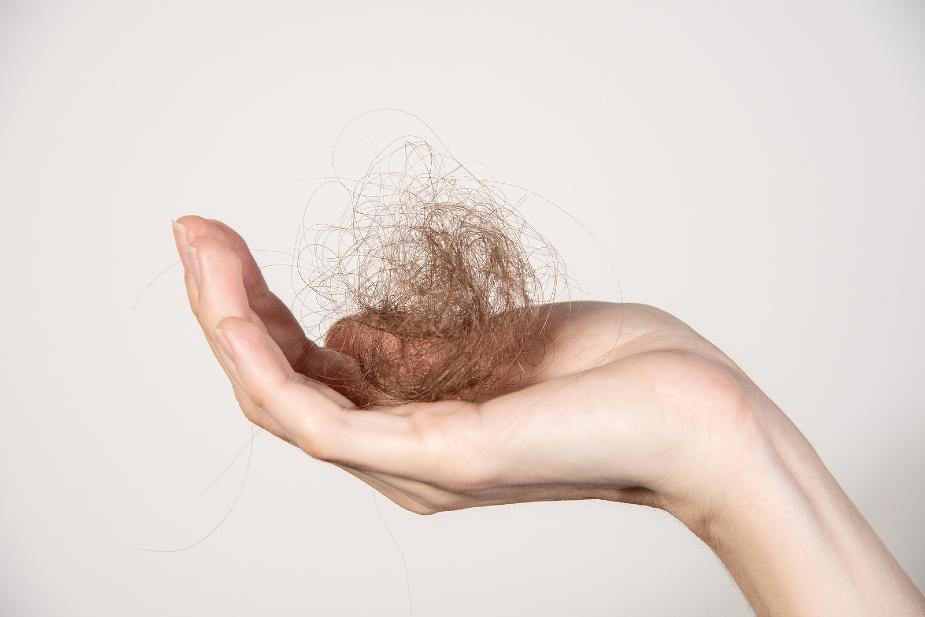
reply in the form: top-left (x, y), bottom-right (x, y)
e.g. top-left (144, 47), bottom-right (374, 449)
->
top-left (297, 140), bottom-right (565, 404)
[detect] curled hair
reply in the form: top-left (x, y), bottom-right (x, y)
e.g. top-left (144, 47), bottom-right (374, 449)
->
top-left (297, 140), bottom-right (565, 404)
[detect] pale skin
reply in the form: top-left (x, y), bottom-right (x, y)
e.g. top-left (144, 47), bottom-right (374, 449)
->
top-left (173, 215), bottom-right (924, 616)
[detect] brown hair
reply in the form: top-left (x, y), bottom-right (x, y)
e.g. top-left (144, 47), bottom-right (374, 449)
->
top-left (298, 140), bottom-right (564, 404)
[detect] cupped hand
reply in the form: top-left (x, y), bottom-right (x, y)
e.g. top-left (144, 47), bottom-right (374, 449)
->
top-left (171, 216), bottom-right (761, 522)
top-left (171, 215), bottom-right (925, 617)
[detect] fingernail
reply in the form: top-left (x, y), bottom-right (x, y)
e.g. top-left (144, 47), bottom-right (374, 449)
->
top-left (171, 220), bottom-right (190, 270)
top-left (213, 327), bottom-right (236, 362)
top-left (187, 244), bottom-right (202, 287)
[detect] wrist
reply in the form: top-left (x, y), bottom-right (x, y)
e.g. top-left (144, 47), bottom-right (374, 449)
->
top-left (668, 399), bottom-right (924, 616)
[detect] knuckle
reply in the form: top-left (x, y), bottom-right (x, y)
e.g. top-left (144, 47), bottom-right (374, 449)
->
top-left (682, 355), bottom-right (748, 413)
top-left (248, 388), bottom-right (268, 411)
top-left (239, 404), bottom-right (260, 424)
top-left (247, 371), bottom-right (288, 413)
top-left (645, 350), bottom-right (751, 428)
top-left (232, 388), bottom-right (261, 423)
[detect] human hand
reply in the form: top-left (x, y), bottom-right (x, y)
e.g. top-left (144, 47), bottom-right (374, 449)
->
top-left (172, 215), bottom-right (924, 616)
top-left (170, 215), bottom-right (750, 519)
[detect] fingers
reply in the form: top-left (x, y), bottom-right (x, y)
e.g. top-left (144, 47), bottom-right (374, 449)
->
top-left (174, 216), bottom-right (377, 404)
top-left (170, 217), bottom-right (711, 515)
top-left (170, 219), bottom-right (473, 492)
top-left (193, 236), bottom-right (252, 330)
top-left (212, 315), bottom-right (424, 466)
top-left (209, 311), bottom-right (499, 485)
top-left (176, 215), bottom-right (309, 364)
top-left (172, 224), bottom-right (290, 438)
top-left (172, 217), bottom-right (505, 485)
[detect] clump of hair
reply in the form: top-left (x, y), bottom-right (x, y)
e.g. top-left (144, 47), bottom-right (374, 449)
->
top-left (296, 140), bottom-right (564, 405)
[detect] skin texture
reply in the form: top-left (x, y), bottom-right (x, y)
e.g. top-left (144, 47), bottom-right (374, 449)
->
top-left (173, 215), bottom-right (925, 616)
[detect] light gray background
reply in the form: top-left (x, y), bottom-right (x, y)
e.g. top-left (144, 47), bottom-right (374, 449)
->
top-left (1, 1), bottom-right (923, 615)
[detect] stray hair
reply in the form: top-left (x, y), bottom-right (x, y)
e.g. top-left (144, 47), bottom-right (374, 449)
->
top-left (297, 140), bottom-right (565, 404)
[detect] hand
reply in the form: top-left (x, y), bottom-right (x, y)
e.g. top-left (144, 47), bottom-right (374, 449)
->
top-left (172, 215), bottom-right (925, 617)
top-left (170, 215), bottom-right (748, 518)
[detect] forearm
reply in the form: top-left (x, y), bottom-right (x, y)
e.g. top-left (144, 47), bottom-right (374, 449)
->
top-left (686, 406), bottom-right (924, 616)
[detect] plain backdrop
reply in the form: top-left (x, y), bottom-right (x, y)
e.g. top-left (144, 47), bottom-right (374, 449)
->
top-left (1, 1), bottom-right (923, 615)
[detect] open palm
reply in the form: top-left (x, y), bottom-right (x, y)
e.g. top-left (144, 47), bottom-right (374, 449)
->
top-left (174, 215), bottom-right (756, 518)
